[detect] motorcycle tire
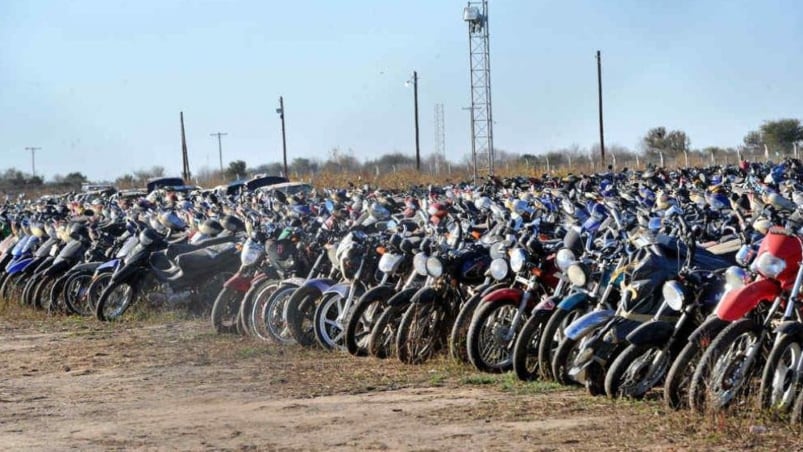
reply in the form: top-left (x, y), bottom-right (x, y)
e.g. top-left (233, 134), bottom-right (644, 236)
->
top-left (448, 291), bottom-right (484, 363)
top-left (48, 273), bottom-right (70, 314)
top-left (512, 311), bottom-right (550, 381)
top-left (96, 281), bottom-right (138, 321)
top-left (245, 279), bottom-right (279, 340)
top-left (663, 324), bottom-right (719, 410)
top-left (345, 286), bottom-right (394, 357)
top-left (368, 288), bottom-right (416, 359)
top-left (35, 275), bottom-right (58, 313)
top-left (552, 336), bottom-right (582, 386)
top-left (86, 272), bottom-right (112, 314)
top-left (21, 273), bottom-right (40, 307)
top-left (605, 343), bottom-right (670, 399)
top-left (791, 387), bottom-right (803, 424)
top-left (285, 286), bottom-right (321, 348)
top-left (759, 333), bottom-right (803, 413)
top-left (688, 317), bottom-right (763, 412)
top-left (63, 271), bottom-right (96, 316)
top-left (467, 300), bottom-right (522, 373)
top-left (313, 292), bottom-right (347, 350)
top-left (1, 273), bottom-right (25, 305)
top-left (396, 302), bottom-right (445, 365)
top-left (210, 287), bottom-right (244, 334)
top-left (258, 283), bottom-right (297, 345)
top-left (538, 306), bottom-right (585, 381)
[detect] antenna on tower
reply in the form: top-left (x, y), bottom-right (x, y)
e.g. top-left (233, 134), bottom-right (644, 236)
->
top-left (433, 103), bottom-right (445, 175)
top-left (463, 0), bottom-right (494, 184)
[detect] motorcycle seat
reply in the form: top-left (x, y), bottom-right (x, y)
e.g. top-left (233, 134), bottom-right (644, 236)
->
top-left (165, 235), bottom-right (237, 260)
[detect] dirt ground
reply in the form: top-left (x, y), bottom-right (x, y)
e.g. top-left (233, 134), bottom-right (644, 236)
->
top-left (0, 307), bottom-right (799, 451)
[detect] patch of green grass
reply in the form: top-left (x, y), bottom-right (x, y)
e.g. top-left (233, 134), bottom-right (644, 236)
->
top-left (499, 372), bottom-right (564, 394)
top-left (429, 372), bottom-right (447, 386)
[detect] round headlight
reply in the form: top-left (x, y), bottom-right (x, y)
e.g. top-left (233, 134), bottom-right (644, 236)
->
top-left (241, 239), bottom-right (264, 266)
top-left (556, 248), bottom-right (576, 272)
top-left (725, 265), bottom-right (750, 292)
top-left (510, 248), bottom-right (527, 273)
top-left (413, 252), bottom-right (428, 276)
top-left (566, 263), bottom-right (588, 287)
top-left (378, 253), bottom-right (404, 274)
top-left (489, 258), bottom-right (508, 281)
top-left (426, 256), bottom-right (444, 277)
top-left (753, 252), bottom-right (786, 279)
top-left (662, 280), bottom-right (685, 312)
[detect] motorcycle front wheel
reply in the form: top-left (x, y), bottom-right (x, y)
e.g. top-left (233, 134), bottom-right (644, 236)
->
top-left (396, 302), bottom-right (444, 365)
top-left (759, 333), bottom-right (803, 413)
top-left (605, 344), bottom-right (670, 399)
top-left (210, 287), bottom-right (244, 334)
top-left (96, 281), bottom-right (137, 321)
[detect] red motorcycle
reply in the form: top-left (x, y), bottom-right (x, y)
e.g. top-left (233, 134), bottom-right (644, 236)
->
top-left (689, 228), bottom-right (803, 411)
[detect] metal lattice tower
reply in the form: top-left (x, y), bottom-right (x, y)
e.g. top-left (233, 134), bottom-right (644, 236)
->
top-left (434, 103), bottom-right (446, 174)
top-left (463, 0), bottom-right (494, 183)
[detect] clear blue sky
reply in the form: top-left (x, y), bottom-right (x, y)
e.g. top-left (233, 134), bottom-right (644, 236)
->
top-left (1, 0), bottom-right (801, 181)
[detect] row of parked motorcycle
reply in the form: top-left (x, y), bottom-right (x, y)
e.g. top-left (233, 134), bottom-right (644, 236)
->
top-left (3, 159), bottom-right (803, 423)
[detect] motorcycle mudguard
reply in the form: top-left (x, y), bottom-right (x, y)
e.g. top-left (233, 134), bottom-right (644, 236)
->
top-left (224, 273), bottom-right (253, 293)
top-left (251, 272), bottom-right (271, 286)
top-left (388, 287), bottom-right (420, 307)
top-left (565, 309), bottom-right (616, 340)
top-left (625, 320), bottom-right (674, 346)
top-left (43, 259), bottom-right (70, 277)
top-left (69, 262), bottom-right (102, 274)
top-left (557, 291), bottom-right (589, 311)
top-left (357, 285), bottom-right (395, 304)
top-left (480, 288), bottom-right (523, 304)
top-left (280, 276), bottom-right (305, 287)
top-left (410, 286), bottom-right (438, 305)
top-left (110, 262), bottom-right (142, 285)
top-left (322, 282), bottom-right (352, 299)
top-left (689, 316), bottom-right (729, 343)
top-left (480, 282), bottom-right (507, 297)
top-left (776, 321), bottom-right (803, 339)
top-left (715, 278), bottom-right (781, 322)
top-left (6, 257), bottom-right (33, 275)
top-left (295, 278), bottom-right (336, 295)
top-left (97, 259), bottom-right (120, 272)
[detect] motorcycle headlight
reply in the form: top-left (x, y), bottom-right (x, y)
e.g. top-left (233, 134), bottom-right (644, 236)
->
top-left (241, 240), bottom-right (264, 266)
top-left (662, 280), bottom-right (685, 312)
top-left (753, 252), bottom-right (786, 279)
top-left (413, 252), bottom-right (428, 276)
top-left (426, 256), bottom-right (444, 278)
top-left (378, 253), bottom-right (404, 274)
top-left (555, 248), bottom-right (575, 272)
top-left (724, 265), bottom-right (750, 292)
top-left (489, 258), bottom-right (508, 281)
top-left (510, 248), bottom-right (527, 273)
top-left (566, 263), bottom-right (588, 287)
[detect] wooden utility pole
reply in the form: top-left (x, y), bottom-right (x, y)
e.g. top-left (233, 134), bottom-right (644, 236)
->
top-left (180, 112), bottom-right (190, 181)
top-left (596, 51), bottom-right (605, 165)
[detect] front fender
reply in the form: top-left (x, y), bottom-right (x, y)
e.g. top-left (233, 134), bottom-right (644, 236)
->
top-left (557, 291), bottom-right (589, 311)
top-left (715, 278), bottom-right (781, 322)
top-left (689, 316), bottom-right (730, 343)
top-left (224, 273), bottom-right (253, 293)
top-left (110, 262), bottom-right (143, 285)
top-left (565, 309), bottom-right (615, 340)
top-left (68, 262), bottom-right (102, 274)
top-left (410, 286), bottom-right (438, 305)
top-left (388, 287), bottom-right (420, 307)
top-left (299, 277), bottom-right (336, 293)
top-left (358, 285), bottom-right (396, 305)
top-left (322, 282), bottom-right (352, 299)
top-left (626, 320), bottom-right (674, 346)
top-left (480, 288), bottom-right (523, 304)
top-left (96, 259), bottom-right (120, 273)
top-left (776, 321), bottom-right (803, 339)
top-left (6, 257), bottom-right (33, 275)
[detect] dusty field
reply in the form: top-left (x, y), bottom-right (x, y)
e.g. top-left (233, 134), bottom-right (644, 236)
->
top-left (0, 305), bottom-right (799, 451)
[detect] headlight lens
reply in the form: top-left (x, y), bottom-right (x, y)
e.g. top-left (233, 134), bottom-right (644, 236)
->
top-left (734, 245), bottom-right (755, 267)
top-left (413, 252), bottom-right (428, 276)
top-left (510, 248), bottom-right (527, 273)
top-left (378, 253), bottom-right (404, 274)
top-left (555, 248), bottom-right (575, 272)
top-left (426, 256), bottom-right (444, 277)
top-left (724, 265), bottom-right (750, 292)
top-left (241, 240), bottom-right (264, 266)
top-left (753, 252), bottom-right (786, 279)
top-left (489, 258), bottom-right (508, 281)
top-left (662, 280), bottom-right (685, 311)
top-left (566, 263), bottom-right (588, 287)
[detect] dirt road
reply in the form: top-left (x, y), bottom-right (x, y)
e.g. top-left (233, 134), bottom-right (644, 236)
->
top-left (0, 312), bottom-right (796, 450)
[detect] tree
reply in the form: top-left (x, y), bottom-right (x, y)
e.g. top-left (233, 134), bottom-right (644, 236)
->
top-left (642, 127), bottom-right (690, 160)
top-left (760, 119), bottom-right (803, 154)
top-left (63, 172), bottom-right (88, 187)
top-left (225, 160), bottom-right (247, 180)
top-left (743, 130), bottom-right (763, 155)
